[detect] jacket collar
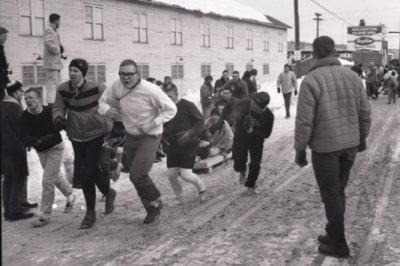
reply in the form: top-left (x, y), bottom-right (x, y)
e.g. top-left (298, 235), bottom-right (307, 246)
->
top-left (2, 95), bottom-right (20, 105)
top-left (309, 56), bottom-right (341, 72)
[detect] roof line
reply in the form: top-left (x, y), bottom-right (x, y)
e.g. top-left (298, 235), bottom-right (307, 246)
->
top-left (132, 0), bottom-right (290, 29)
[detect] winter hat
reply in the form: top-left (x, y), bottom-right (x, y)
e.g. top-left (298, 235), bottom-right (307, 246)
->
top-left (210, 108), bottom-right (220, 117)
top-left (69, 58), bottom-right (89, 77)
top-left (253, 91), bottom-right (270, 108)
top-left (6, 80), bottom-right (23, 95)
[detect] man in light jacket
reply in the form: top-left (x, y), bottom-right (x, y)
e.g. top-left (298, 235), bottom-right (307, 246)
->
top-left (43, 13), bottom-right (63, 107)
top-left (294, 36), bottom-right (371, 258)
top-left (276, 64), bottom-right (297, 118)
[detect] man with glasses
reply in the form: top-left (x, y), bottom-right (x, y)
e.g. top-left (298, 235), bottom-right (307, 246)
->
top-left (220, 70), bottom-right (248, 99)
top-left (100, 59), bottom-right (177, 224)
top-left (220, 92), bottom-right (274, 193)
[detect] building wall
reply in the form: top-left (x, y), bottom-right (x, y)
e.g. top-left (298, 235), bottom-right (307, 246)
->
top-left (0, 0), bottom-right (288, 98)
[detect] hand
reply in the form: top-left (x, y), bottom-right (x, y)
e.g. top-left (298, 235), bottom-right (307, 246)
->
top-left (60, 45), bottom-right (64, 54)
top-left (294, 89), bottom-right (298, 96)
top-left (358, 139), bottom-right (367, 152)
top-left (111, 122), bottom-right (125, 138)
top-left (295, 150), bottom-right (308, 167)
top-left (137, 121), bottom-right (157, 134)
top-left (277, 87), bottom-right (281, 94)
top-left (54, 116), bottom-right (67, 131)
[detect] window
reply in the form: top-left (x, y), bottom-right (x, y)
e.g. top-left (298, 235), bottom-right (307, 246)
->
top-left (84, 5), bottom-right (104, 40)
top-left (137, 64), bottom-right (150, 79)
top-left (132, 12), bottom-right (148, 43)
top-left (201, 64), bottom-right (211, 78)
top-left (226, 26), bottom-right (234, 49)
top-left (225, 63), bottom-right (234, 76)
top-left (87, 65), bottom-right (106, 84)
top-left (264, 32), bottom-right (269, 51)
top-left (22, 65), bottom-right (46, 85)
top-left (200, 23), bottom-right (210, 47)
top-left (246, 63), bottom-right (253, 71)
top-left (19, 0), bottom-right (44, 36)
top-left (171, 18), bottom-right (182, 45)
top-left (278, 33), bottom-right (284, 52)
top-left (171, 64), bottom-right (184, 79)
top-left (246, 30), bottom-right (253, 50)
top-left (263, 63), bottom-right (270, 74)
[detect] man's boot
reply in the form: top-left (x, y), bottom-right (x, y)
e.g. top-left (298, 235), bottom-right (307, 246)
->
top-left (142, 198), bottom-right (163, 224)
top-left (80, 209), bottom-right (96, 229)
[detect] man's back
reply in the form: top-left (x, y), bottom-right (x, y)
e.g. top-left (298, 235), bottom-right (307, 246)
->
top-left (295, 57), bottom-right (371, 153)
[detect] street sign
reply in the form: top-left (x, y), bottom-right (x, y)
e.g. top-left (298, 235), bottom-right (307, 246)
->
top-left (293, 50), bottom-right (301, 61)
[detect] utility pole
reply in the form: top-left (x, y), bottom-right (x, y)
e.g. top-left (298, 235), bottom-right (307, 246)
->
top-left (388, 31), bottom-right (400, 59)
top-left (294, 0), bottom-right (300, 50)
top-left (314, 13), bottom-right (323, 38)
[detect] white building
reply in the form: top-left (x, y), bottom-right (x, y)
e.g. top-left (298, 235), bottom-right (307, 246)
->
top-left (0, 0), bottom-right (290, 97)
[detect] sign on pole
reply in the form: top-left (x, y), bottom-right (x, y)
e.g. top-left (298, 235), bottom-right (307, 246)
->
top-left (347, 25), bottom-right (384, 51)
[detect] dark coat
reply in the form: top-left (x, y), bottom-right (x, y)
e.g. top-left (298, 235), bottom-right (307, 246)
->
top-left (1, 96), bottom-right (28, 176)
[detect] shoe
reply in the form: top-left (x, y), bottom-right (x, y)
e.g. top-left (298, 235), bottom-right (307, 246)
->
top-left (143, 199), bottom-right (163, 224)
top-left (80, 210), bottom-right (96, 229)
top-left (247, 186), bottom-right (260, 194)
top-left (64, 193), bottom-right (76, 213)
top-left (7, 212), bottom-right (34, 221)
top-left (32, 216), bottom-right (51, 227)
top-left (317, 234), bottom-right (332, 245)
top-left (239, 171), bottom-right (247, 185)
top-left (199, 191), bottom-right (207, 202)
top-left (21, 202), bottom-right (38, 209)
top-left (318, 243), bottom-right (350, 258)
top-left (105, 188), bottom-right (117, 214)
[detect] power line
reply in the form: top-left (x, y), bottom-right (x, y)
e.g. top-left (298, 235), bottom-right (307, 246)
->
top-left (310, 0), bottom-right (355, 26)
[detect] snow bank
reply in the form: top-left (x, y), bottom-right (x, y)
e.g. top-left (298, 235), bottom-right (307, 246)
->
top-left (154, 0), bottom-right (271, 24)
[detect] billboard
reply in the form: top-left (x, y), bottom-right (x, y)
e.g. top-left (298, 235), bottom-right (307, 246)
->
top-left (347, 25), bottom-right (384, 51)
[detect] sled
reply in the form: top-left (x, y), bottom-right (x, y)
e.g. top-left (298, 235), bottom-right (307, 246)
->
top-left (193, 152), bottom-right (232, 173)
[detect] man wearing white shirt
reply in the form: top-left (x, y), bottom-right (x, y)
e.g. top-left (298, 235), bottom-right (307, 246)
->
top-left (276, 64), bottom-right (298, 118)
top-left (100, 59), bottom-right (177, 224)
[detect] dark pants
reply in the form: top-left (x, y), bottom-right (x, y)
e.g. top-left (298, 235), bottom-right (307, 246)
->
top-left (2, 175), bottom-right (26, 215)
top-left (366, 82), bottom-right (378, 99)
top-left (72, 135), bottom-right (110, 211)
top-left (283, 92), bottom-right (292, 117)
top-left (232, 134), bottom-right (264, 188)
top-left (124, 133), bottom-right (161, 203)
top-left (312, 147), bottom-right (357, 245)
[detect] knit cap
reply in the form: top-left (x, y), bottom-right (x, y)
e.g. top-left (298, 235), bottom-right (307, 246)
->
top-left (69, 59), bottom-right (89, 76)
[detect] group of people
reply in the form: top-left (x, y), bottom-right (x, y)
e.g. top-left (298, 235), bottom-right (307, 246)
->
top-left (1, 11), bottom-right (376, 259)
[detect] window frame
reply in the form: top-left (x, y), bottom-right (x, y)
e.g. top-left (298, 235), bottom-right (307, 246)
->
top-left (200, 64), bottom-right (211, 78)
top-left (18, 0), bottom-right (45, 37)
top-left (200, 23), bottom-right (210, 48)
top-left (246, 30), bottom-right (253, 50)
top-left (263, 31), bottom-right (269, 51)
top-left (137, 64), bottom-right (150, 79)
top-left (225, 63), bottom-right (234, 76)
top-left (226, 26), bottom-right (234, 49)
top-left (263, 63), bottom-right (270, 75)
top-left (86, 64), bottom-right (106, 84)
top-left (132, 12), bottom-right (148, 43)
top-left (171, 18), bottom-right (183, 46)
top-left (84, 4), bottom-right (104, 41)
top-left (22, 64), bottom-right (46, 86)
top-left (171, 64), bottom-right (184, 79)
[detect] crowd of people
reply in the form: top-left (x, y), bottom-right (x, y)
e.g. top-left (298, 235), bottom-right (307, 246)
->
top-left (1, 12), bottom-right (399, 259)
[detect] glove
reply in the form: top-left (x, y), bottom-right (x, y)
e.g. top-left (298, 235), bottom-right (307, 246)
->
top-left (277, 87), bottom-right (281, 94)
top-left (60, 45), bottom-right (64, 54)
top-left (294, 89), bottom-right (298, 96)
top-left (110, 122), bottom-right (125, 138)
top-left (295, 150), bottom-right (308, 167)
top-left (358, 139), bottom-right (367, 152)
top-left (54, 116), bottom-right (67, 131)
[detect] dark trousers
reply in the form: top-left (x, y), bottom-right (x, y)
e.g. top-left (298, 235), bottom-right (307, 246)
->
top-left (366, 82), bottom-right (378, 98)
top-left (232, 134), bottom-right (264, 188)
top-left (2, 175), bottom-right (26, 215)
top-left (283, 92), bottom-right (292, 117)
top-left (72, 136), bottom-right (110, 211)
top-left (312, 147), bottom-right (357, 244)
top-left (125, 133), bottom-right (161, 202)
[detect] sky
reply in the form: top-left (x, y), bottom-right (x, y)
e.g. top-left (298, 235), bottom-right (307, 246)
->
top-left (235, 0), bottom-right (400, 50)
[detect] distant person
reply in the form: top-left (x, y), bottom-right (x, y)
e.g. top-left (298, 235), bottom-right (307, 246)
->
top-left (53, 58), bottom-right (116, 229)
top-left (163, 83), bottom-right (206, 202)
top-left (0, 27), bottom-right (10, 100)
top-left (276, 64), bottom-right (297, 118)
top-left (385, 70), bottom-right (398, 104)
top-left (350, 63), bottom-right (363, 78)
top-left (295, 36), bottom-right (371, 258)
top-left (164, 76), bottom-right (173, 86)
top-left (200, 75), bottom-right (214, 119)
top-left (1, 81), bottom-right (35, 221)
top-left (100, 59), bottom-right (177, 224)
top-left (43, 13), bottom-right (64, 107)
top-left (365, 62), bottom-right (379, 100)
top-left (20, 88), bottom-right (75, 227)
top-left (249, 68), bottom-right (259, 99)
top-left (221, 92), bottom-right (274, 192)
top-left (242, 71), bottom-right (256, 99)
top-left (220, 71), bottom-right (248, 99)
top-left (214, 70), bottom-right (229, 94)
